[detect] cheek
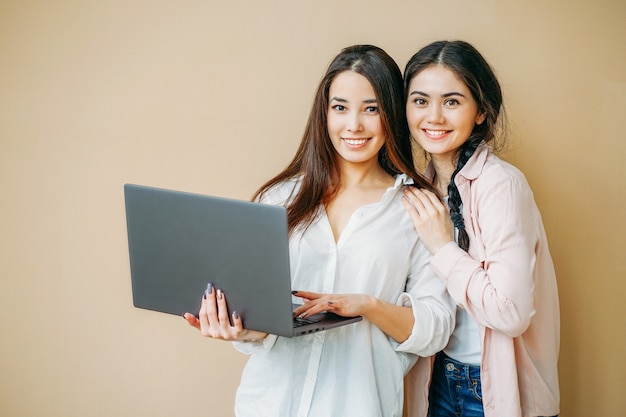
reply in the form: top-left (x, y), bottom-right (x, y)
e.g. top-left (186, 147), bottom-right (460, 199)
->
top-left (460, 116), bottom-right (479, 134)
top-left (326, 114), bottom-right (340, 135)
top-left (405, 112), bottom-right (421, 136)
top-left (406, 107), bottom-right (419, 124)
top-left (369, 118), bottom-right (383, 136)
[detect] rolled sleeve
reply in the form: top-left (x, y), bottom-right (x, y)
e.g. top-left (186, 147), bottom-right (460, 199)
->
top-left (394, 286), bottom-right (455, 356)
top-left (232, 334), bottom-right (278, 355)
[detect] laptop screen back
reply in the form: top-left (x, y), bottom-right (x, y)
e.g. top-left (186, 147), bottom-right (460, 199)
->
top-left (124, 184), bottom-right (295, 336)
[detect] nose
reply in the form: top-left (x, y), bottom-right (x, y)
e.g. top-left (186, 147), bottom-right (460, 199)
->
top-left (427, 105), bottom-right (445, 124)
top-left (346, 111), bottom-right (364, 132)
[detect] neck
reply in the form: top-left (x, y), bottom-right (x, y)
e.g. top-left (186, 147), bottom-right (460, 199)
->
top-left (430, 155), bottom-right (456, 196)
top-left (337, 159), bottom-right (392, 189)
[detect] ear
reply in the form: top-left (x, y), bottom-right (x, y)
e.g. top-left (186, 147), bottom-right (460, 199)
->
top-left (475, 112), bottom-right (486, 125)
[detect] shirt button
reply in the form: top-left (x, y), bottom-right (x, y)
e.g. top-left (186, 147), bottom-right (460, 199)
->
top-left (446, 363), bottom-right (455, 371)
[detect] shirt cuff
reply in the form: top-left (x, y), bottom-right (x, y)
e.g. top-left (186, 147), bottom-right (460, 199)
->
top-left (232, 334), bottom-right (277, 354)
top-left (430, 241), bottom-right (465, 283)
top-left (393, 292), bottom-right (421, 352)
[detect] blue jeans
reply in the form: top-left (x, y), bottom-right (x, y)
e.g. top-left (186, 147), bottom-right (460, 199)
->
top-left (428, 352), bottom-right (558, 417)
top-left (428, 352), bottom-right (484, 417)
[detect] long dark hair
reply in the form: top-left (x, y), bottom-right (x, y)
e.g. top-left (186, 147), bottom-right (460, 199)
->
top-left (254, 44), bottom-right (436, 233)
top-left (404, 40), bottom-right (505, 251)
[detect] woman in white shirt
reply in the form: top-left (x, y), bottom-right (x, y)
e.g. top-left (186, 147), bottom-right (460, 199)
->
top-left (183, 45), bottom-right (455, 417)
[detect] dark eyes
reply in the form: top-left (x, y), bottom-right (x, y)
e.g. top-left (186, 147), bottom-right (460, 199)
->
top-left (411, 98), bottom-right (460, 106)
top-left (330, 104), bottom-right (379, 113)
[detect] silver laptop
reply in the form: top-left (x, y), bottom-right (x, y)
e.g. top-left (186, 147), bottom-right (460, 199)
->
top-left (124, 183), bottom-right (362, 337)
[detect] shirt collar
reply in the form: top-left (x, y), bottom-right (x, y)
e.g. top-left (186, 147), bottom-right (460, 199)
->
top-left (457, 143), bottom-right (490, 182)
top-left (394, 173), bottom-right (414, 188)
top-left (424, 143), bottom-right (491, 184)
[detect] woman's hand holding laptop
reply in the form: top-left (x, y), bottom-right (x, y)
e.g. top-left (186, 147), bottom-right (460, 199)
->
top-left (182, 283), bottom-right (268, 342)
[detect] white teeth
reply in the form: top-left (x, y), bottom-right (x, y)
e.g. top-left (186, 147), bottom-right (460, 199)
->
top-left (425, 130), bottom-right (446, 136)
top-left (344, 138), bottom-right (368, 145)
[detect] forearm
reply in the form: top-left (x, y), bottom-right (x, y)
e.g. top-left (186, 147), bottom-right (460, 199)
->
top-left (432, 242), bottom-right (535, 336)
top-left (364, 299), bottom-right (415, 343)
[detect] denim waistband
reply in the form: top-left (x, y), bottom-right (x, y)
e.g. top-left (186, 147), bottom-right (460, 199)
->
top-left (438, 351), bottom-right (481, 371)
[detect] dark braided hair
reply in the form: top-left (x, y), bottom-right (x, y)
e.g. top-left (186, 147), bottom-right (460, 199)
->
top-left (404, 40), bottom-right (505, 251)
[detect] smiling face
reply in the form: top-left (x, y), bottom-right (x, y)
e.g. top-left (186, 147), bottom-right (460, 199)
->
top-left (326, 71), bottom-right (386, 168)
top-left (406, 65), bottom-right (485, 165)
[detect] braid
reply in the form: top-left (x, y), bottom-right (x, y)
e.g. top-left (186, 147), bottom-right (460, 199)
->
top-left (447, 138), bottom-right (481, 252)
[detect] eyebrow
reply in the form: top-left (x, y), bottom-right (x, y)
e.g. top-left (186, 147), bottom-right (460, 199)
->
top-left (409, 90), bottom-right (467, 99)
top-left (330, 97), bottom-right (378, 104)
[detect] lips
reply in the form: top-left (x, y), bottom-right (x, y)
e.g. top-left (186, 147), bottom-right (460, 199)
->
top-left (423, 129), bottom-right (450, 139)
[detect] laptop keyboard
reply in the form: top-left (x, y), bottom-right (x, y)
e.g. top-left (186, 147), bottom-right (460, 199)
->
top-left (293, 316), bottom-right (322, 328)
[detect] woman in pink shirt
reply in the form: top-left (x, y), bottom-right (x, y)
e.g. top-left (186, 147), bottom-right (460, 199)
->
top-left (401, 40), bottom-right (560, 417)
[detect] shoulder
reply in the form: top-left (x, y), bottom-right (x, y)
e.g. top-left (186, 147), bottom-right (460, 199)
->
top-left (460, 146), bottom-right (531, 193)
top-left (257, 176), bottom-right (302, 206)
top-left (477, 153), bottom-right (532, 194)
top-left (466, 152), bottom-right (541, 222)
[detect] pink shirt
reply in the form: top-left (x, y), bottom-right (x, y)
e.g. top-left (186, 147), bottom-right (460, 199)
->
top-left (404, 145), bottom-right (560, 417)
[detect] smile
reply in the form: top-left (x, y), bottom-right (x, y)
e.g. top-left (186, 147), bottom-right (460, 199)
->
top-left (424, 129), bottom-right (449, 137)
top-left (343, 138), bottom-right (369, 145)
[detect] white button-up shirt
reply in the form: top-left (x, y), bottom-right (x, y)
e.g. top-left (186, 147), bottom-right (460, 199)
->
top-left (232, 174), bottom-right (455, 417)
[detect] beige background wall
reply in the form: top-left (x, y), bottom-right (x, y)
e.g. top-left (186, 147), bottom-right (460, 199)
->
top-left (1, 1), bottom-right (624, 416)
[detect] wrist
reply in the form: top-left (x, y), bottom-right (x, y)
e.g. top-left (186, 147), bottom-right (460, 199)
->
top-left (432, 240), bottom-right (455, 254)
top-left (364, 295), bottom-right (380, 316)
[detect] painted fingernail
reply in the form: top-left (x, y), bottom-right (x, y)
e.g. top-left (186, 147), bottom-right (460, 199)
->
top-left (233, 311), bottom-right (239, 319)
top-left (206, 283), bottom-right (213, 295)
top-left (217, 289), bottom-right (223, 300)
top-left (328, 301), bottom-right (334, 305)
top-left (291, 290), bottom-right (298, 295)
